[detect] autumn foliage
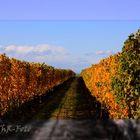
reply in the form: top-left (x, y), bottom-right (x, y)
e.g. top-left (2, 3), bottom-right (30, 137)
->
top-left (81, 28), bottom-right (140, 119)
top-left (81, 54), bottom-right (128, 118)
top-left (0, 54), bottom-right (75, 117)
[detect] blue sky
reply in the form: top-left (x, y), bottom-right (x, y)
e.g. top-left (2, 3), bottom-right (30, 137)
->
top-left (0, 21), bottom-right (140, 73)
top-left (0, 1), bottom-right (140, 73)
top-left (0, 0), bottom-right (140, 20)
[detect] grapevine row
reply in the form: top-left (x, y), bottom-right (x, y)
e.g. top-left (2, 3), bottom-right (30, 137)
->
top-left (0, 54), bottom-right (75, 117)
top-left (81, 28), bottom-right (140, 119)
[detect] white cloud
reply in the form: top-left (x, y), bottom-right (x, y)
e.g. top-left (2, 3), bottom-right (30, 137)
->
top-left (0, 44), bottom-right (116, 73)
top-left (84, 50), bottom-right (117, 65)
top-left (4, 45), bottom-right (34, 54)
top-left (0, 44), bottom-right (76, 66)
top-left (85, 50), bottom-right (115, 56)
top-left (95, 50), bottom-right (115, 55)
top-left (1, 44), bottom-right (67, 55)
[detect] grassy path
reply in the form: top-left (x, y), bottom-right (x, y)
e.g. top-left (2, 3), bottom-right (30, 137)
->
top-left (32, 77), bottom-right (108, 120)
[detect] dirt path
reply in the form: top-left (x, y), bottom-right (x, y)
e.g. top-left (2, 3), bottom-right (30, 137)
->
top-left (31, 77), bottom-right (108, 120)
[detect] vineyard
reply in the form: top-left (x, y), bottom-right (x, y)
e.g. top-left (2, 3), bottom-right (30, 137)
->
top-left (81, 28), bottom-right (140, 119)
top-left (0, 54), bottom-right (75, 118)
top-left (0, 29), bottom-right (140, 121)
